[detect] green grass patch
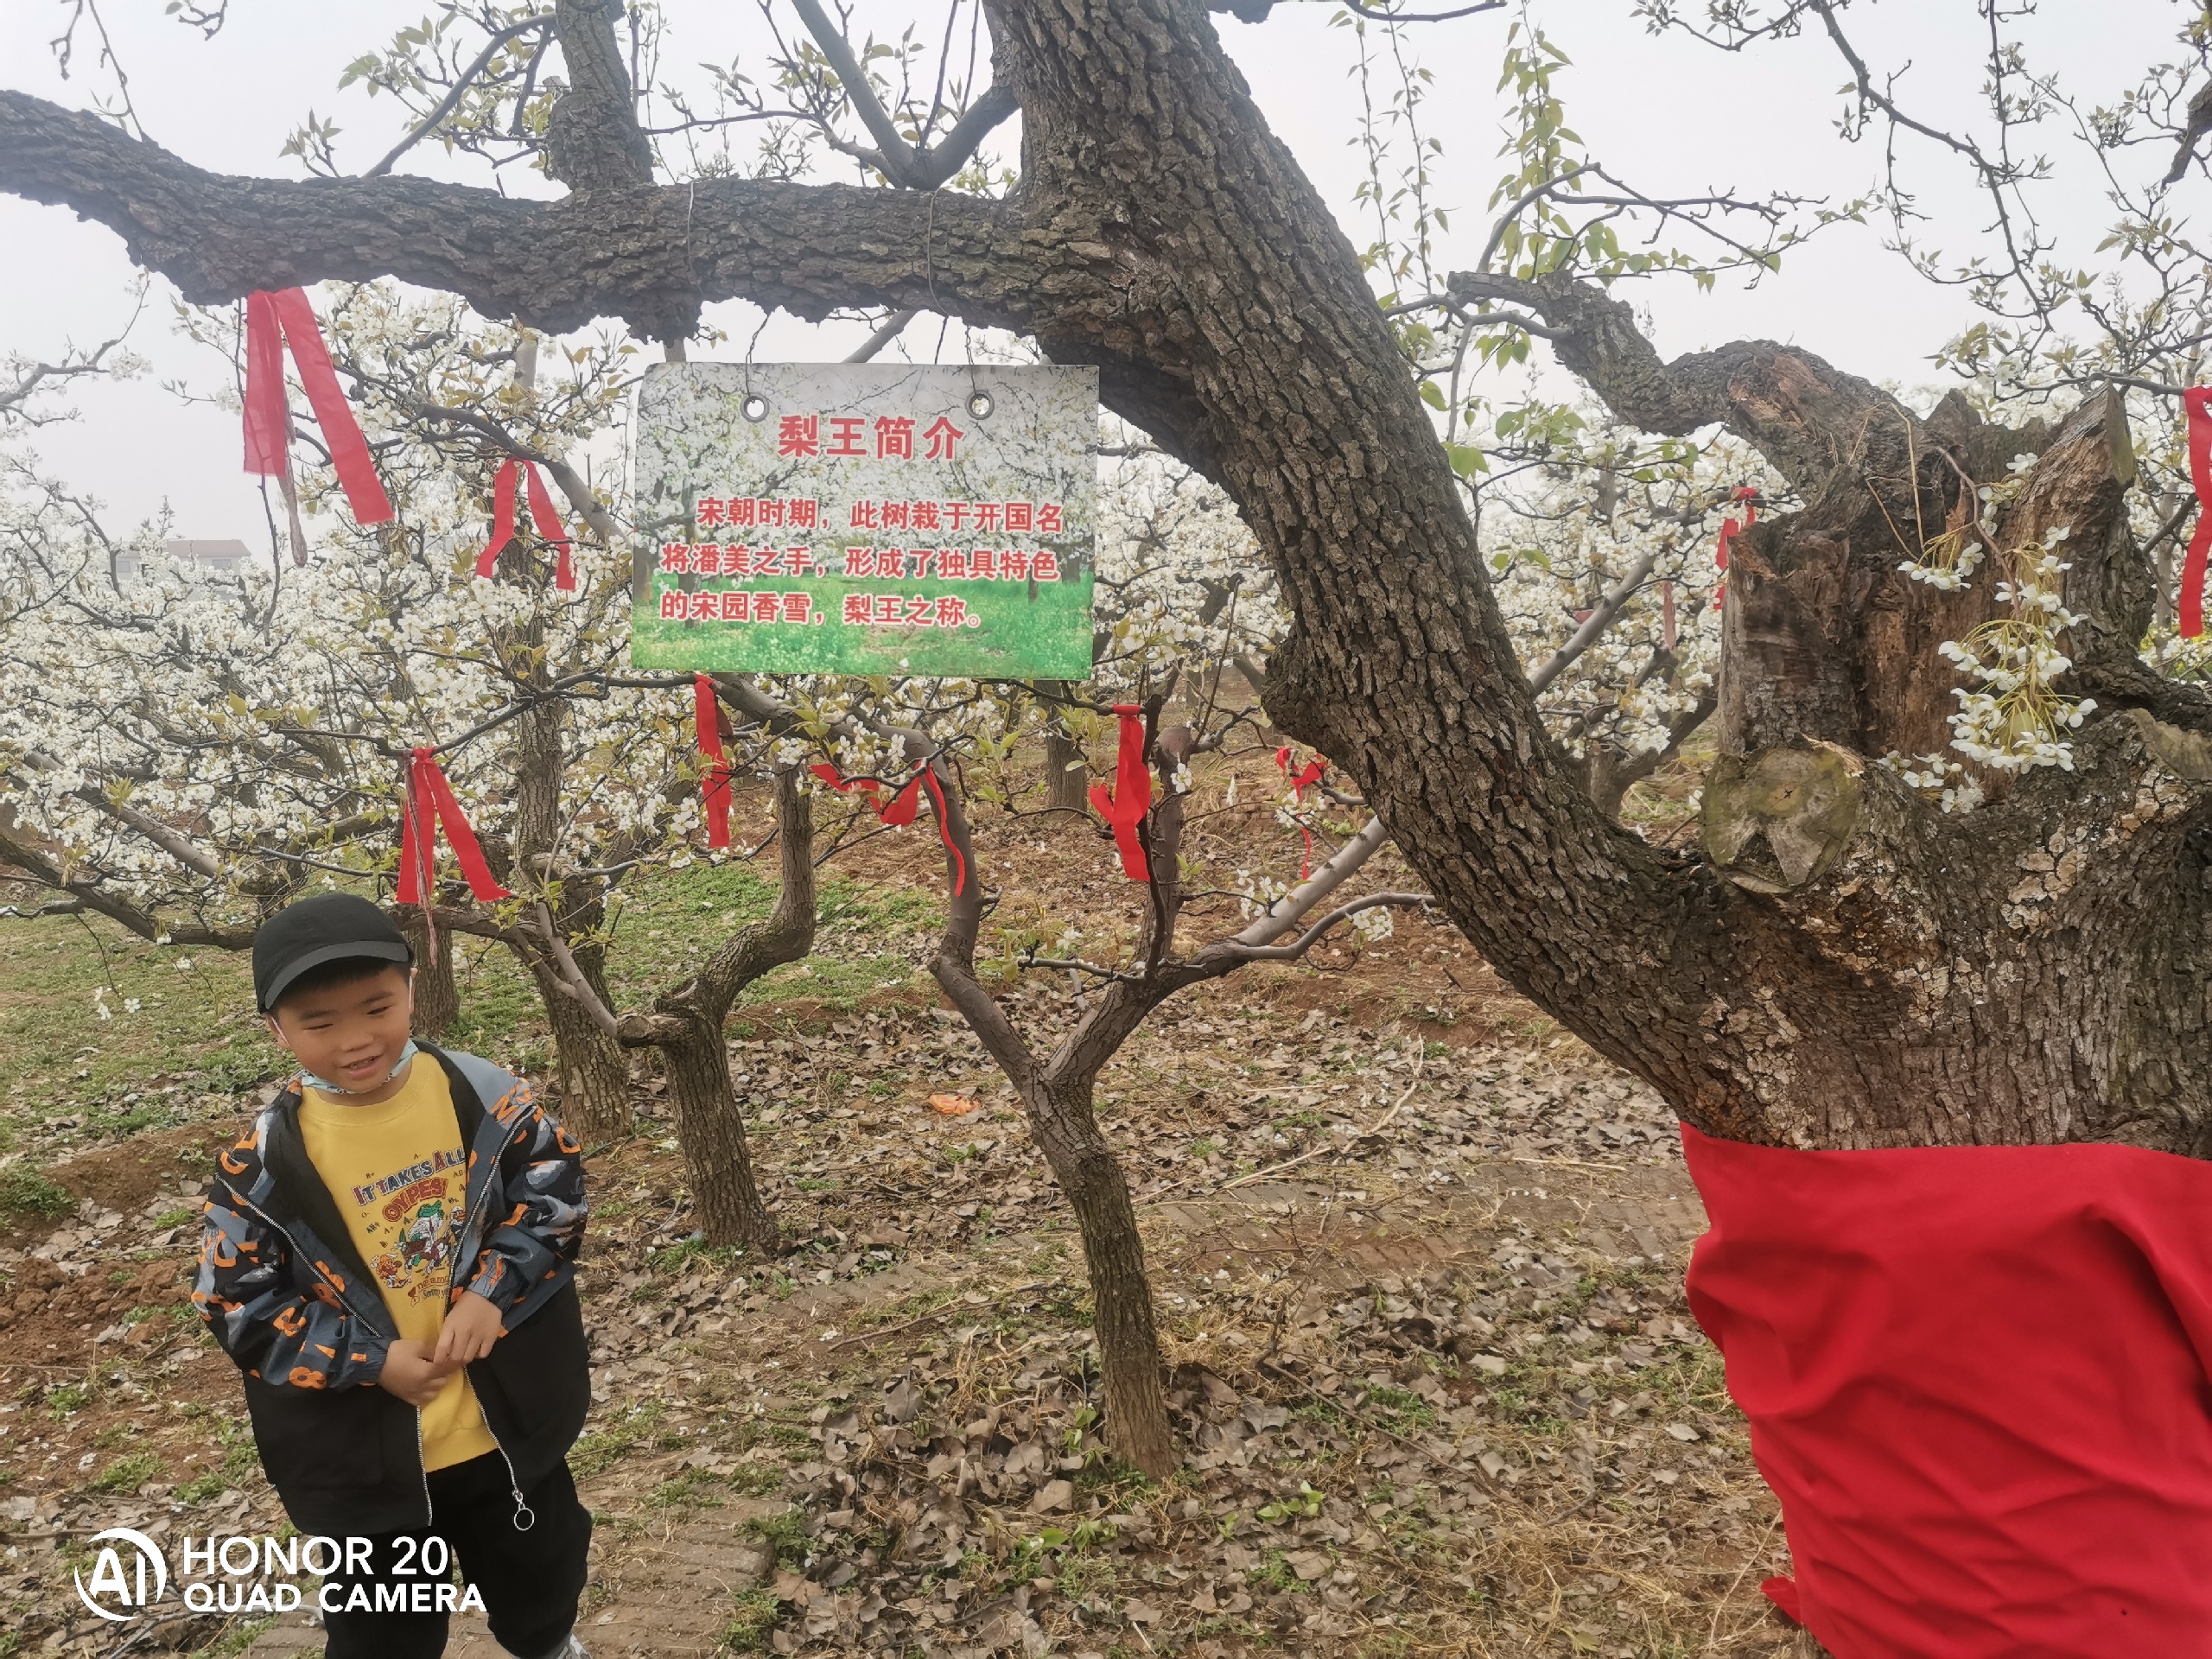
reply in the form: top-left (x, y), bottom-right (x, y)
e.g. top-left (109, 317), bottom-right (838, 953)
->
top-left (0, 1167), bottom-right (73, 1223)
top-left (746, 1509), bottom-right (808, 1567)
top-left (175, 1471), bottom-right (227, 1505)
top-left (720, 1586), bottom-right (781, 1654)
top-left (87, 1452), bottom-right (162, 1494)
top-left (570, 1401), bottom-right (670, 1479)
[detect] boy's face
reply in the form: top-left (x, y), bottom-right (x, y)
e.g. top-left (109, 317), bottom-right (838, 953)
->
top-left (266, 966), bottom-right (415, 1096)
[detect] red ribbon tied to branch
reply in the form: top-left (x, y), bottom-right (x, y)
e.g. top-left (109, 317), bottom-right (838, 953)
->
top-left (1713, 486), bottom-right (1758, 610)
top-left (475, 457), bottom-right (576, 592)
top-left (242, 289), bottom-right (394, 563)
top-left (1089, 705), bottom-right (1153, 883)
top-left (810, 764), bottom-right (967, 894)
top-left (397, 748), bottom-right (512, 906)
top-left (1274, 745), bottom-right (1329, 878)
top-left (2181, 387), bottom-right (2212, 639)
top-left (694, 675), bottom-right (734, 849)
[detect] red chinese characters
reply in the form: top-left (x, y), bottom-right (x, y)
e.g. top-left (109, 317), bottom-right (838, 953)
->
top-left (658, 589), bottom-right (815, 625)
top-left (745, 413), bottom-right (971, 461)
top-left (697, 497), bottom-right (817, 530)
top-left (923, 416), bottom-right (964, 460)
top-left (826, 416), bottom-right (868, 458)
top-left (835, 594), bottom-right (974, 628)
top-left (839, 499), bottom-right (1065, 532)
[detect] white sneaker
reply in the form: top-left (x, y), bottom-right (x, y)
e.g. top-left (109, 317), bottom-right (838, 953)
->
top-left (511, 1637), bottom-right (587, 1659)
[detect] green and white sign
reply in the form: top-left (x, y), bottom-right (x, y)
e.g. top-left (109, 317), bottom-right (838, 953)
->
top-left (630, 362), bottom-right (1098, 677)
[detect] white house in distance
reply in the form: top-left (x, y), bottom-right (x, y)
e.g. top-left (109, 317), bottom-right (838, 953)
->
top-left (113, 538), bottom-right (256, 581)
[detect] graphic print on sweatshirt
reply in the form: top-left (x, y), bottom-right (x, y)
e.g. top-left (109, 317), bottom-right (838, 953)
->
top-left (352, 1148), bottom-right (467, 1301)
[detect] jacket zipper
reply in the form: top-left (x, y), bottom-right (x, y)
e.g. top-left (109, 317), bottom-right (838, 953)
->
top-left (232, 1189), bottom-right (436, 1527)
top-left (245, 1091), bottom-right (537, 1531)
top-left (457, 1159), bottom-right (534, 1531)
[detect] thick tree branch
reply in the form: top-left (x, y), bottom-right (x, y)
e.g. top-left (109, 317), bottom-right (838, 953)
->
top-left (0, 89), bottom-right (1046, 341)
top-left (0, 823), bottom-right (251, 947)
top-left (545, 0), bottom-right (654, 192)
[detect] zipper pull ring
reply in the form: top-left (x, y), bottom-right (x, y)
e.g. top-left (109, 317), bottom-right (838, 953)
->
top-left (511, 1490), bottom-right (537, 1531)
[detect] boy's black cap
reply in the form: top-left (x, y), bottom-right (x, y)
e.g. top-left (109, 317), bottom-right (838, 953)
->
top-left (253, 893), bottom-right (413, 1013)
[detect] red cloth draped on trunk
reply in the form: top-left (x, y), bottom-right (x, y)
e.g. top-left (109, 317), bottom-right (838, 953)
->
top-left (242, 289), bottom-right (393, 547)
top-left (810, 763), bottom-right (966, 894)
top-left (1681, 1122), bottom-right (2212, 1657)
top-left (1089, 705), bottom-right (1151, 881)
top-left (694, 675), bottom-right (733, 849)
top-left (396, 748), bottom-right (512, 905)
top-left (474, 456), bottom-right (576, 592)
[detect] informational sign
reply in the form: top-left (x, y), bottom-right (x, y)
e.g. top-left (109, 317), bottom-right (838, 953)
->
top-left (630, 362), bottom-right (1098, 677)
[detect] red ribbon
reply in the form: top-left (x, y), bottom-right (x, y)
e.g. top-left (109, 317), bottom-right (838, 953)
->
top-left (810, 763), bottom-right (966, 894)
top-left (242, 289), bottom-right (393, 550)
top-left (2182, 388), bottom-right (2212, 638)
top-left (1089, 705), bottom-right (1153, 883)
top-left (1274, 745), bottom-right (1328, 878)
top-left (1713, 486), bottom-right (1758, 610)
top-left (694, 675), bottom-right (733, 849)
top-left (397, 748), bottom-right (512, 906)
top-left (474, 456), bottom-right (575, 592)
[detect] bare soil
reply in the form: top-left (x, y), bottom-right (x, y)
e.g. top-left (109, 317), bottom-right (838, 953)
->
top-left (0, 745), bottom-right (1805, 1657)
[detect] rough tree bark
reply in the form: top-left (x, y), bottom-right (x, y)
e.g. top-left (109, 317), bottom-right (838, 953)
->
top-left (614, 771), bottom-right (817, 1256)
top-left (395, 905), bottom-right (460, 1038)
top-left (5, 0), bottom-right (2207, 1156)
top-left (528, 951), bottom-right (633, 1142)
top-left (1042, 725), bottom-right (1089, 814)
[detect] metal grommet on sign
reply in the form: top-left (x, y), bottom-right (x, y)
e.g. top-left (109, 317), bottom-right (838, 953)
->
top-left (966, 390), bottom-right (994, 420)
top-left (741, 392), bottom-right (770, 423)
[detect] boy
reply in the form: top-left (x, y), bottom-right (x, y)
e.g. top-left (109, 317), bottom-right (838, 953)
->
top-left (194, 893), bottom-right (594, 1659)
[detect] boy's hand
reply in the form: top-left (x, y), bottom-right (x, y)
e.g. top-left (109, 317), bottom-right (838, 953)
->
top-left (378, 1340), bottom-right (456, 1408)
top-left (433, 1288), bottom-right (505, 1367)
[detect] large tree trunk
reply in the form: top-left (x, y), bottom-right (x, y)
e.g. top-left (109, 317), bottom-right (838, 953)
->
top-left (1043, 728), bottom-right (1089, 814)
top-left (654, 1017), bottom-right (779, 1255)
top-left (529, 953), bottom-right (634, 1143)
top-left (397, 906), bottom-right (460, 1039)
top-left (1024, 1074), bottom-right (1175, 1476)
top-left (617, 768), bottom-right (817, 1252)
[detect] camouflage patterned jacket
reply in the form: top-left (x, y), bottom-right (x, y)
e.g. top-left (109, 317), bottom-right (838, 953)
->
top-left (193, 1044), bottom-right (591, 1533)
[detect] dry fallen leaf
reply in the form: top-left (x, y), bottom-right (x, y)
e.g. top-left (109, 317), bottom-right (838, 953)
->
top-left (929, 1092), bottom-right (980, 1116)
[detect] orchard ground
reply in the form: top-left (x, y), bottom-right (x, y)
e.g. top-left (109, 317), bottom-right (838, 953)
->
top-left (0, 741), bottom-right (1808, 1658)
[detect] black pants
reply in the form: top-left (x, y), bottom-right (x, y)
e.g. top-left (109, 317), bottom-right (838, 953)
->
top-left (320, 1453), bottom-right (590, 1659)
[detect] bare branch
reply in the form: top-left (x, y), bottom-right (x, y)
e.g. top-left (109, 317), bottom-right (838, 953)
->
top-left (1528, 545), bottom-right (1662, 696)
top-left (410, 400), bottom-right (622, 542)
top-left (363, 15), bottom-right (557, 179)
top-left (529, 899), bottom-right (621, 1039)
top-left (788, 0), bottom-right (1018, 191)
top-left (845, 309), bottom-right (917, 363)
top-left (1232, 814), bottom-right (1390, 947)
